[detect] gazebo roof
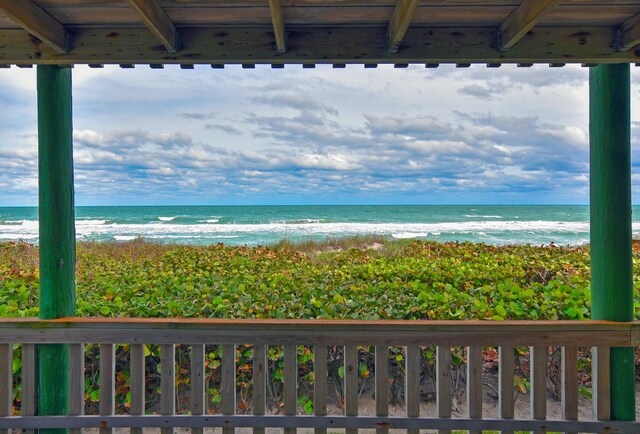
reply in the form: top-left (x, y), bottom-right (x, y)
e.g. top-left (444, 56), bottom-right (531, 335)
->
top-left (1, 1), bottom-right (640, 66)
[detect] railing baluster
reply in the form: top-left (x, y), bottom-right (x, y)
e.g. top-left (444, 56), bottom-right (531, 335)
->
top-left (222, 344), bottom-right (236, 434)
top-left (499, 346), bottom-right (514, 434)
top-left (344, 344), bottom-right (359, 434)
top-left (437, 346), bottom-right (452, 434)
top-left (161, 344), bottom-right (176, 434)
top-left (375, 346), bottom-right (389, 434)
top-left (530, 345), bottom-right (547, 433)
top-left (0, 344), bottom-right (12, 434)
top-left (314, 345), bottom-right (328, 434)
top-left (99, 343), bottom-right (115, 434)
top-left (252, 344), bottom-right (266, 434)
top-left (467, 346), bottom-right (483, 434)
top-left (592, 346), bottom-right (610, 421)
top-left (284, 344), bottom-right (298, 434)
top-left (68, 343), bottom-right (84, 434)
top-left (21, 344), bottom-right (36, 434)
top-left (130, 344), bottom-right (145, 434)
top-left (561, 346), bottom-right (578, 434)
top-left (405, 346), bottom-right (420, 434)
top-left (191, 344), bottom-right (205, 434)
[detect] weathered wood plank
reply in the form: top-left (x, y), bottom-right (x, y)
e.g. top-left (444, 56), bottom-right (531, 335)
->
top-left (313, 345), bottom-right (328, 434)
top-left (0, 318), bottom-right (634, 346)
top-left (498, 0), bottom-right (560, 50)
top-left (284, 344), bottom-right (297, 434)
top-left (0, 344), bottom-right (11, 434)
top-left (68, 343), bottom-right (84, 434)
top-left (130, 344), bottom-right (145, 434)
top-left (161, 344), bottom-right (176, 434)
top-left (99, 343), bottom-right (115, 434)
top-left (387, 0), bottom-right (419, 53)
top-left (530, 346), bottom-right (547, 434)
top-left (405, 346), bottom-right (420, 434)
top-left (436, 346), bottom-right (451, 434)
top-left (1, 26), bottom-right (640, 65)
top-left (344, 345), bottom-right (359, 434)
top-left (268, 0), bottom-right (286, 53)
top-left (374, 346), bottom-right (388, 434)
top-left (498, 346), bottom-right (514, 434)
top-left (466, 345), bottom-right (482, 434)
top-left (592, 346), bottom-right (611, 421)
top-left (561, 346), bottom-right (578, 434)
top-left (618, 13), bottom-right (640, 51)
top-left (21, 343), bottom-right (36, 434)
top-left (124, 0), bottom-right (178, 52)
top-left (0, 0), bottom-right (69, 52)
top-left (222, 344), bottom-right (236, 434)
top-left (190, 344), bottom-right (205, 434)
top-left (252, 344), bottom-right (266, 434)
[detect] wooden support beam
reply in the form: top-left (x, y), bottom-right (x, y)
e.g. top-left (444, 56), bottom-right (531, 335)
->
top-left (498, 0), bottom-right (560, 51)
top-left (0, 0), bottom-right (69, 53)
top-left (589, 64), bottom-right (636, 422)
top-left (268, 0), bottom-right (286, 53)
top-left (387, 0), bottom-right (420, 53)
top-left (617, 13), bottom-right (640, 51)
top-left (123, 0), bottom-right (178, 53)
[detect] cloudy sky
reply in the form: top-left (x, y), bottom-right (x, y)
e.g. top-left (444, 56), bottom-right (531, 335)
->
top-left (1, 64), bottom-right (639, 206)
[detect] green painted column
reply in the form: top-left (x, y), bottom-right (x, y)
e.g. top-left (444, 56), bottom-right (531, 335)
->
top-left (38, 65), bottom-right (76, 431)
top-left (589, 63), bottom-right (635, 421)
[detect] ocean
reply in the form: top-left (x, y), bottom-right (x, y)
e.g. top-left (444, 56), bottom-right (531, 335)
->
top-left (0, 205), bottom-right (637, 246)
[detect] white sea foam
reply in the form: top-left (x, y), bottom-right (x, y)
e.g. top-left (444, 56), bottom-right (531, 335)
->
top-left (113, 235), bottom-right (138, 241)
top-left (158, 216), bottom-right (177, 222)
top-left (198, 219), bottom-right (219, 223)
top-left (76, 220), bottom-right (107, 225)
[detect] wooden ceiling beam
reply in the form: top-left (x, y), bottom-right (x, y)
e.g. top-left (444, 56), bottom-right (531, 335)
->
top-left (387, 0), bottom-right (420, 53)
top-left (123, 0), bottom-right (178, 53)
top-left (617, 13), bottom-right (640, 51)
top-left (268, 0), bottom-right (287, 53)
top-left (0, 0), bottom-right (70, 53)
top-left (498, 0), bottom-right (560, 51)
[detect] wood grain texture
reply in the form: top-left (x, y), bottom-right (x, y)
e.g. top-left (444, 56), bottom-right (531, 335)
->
top-left (99, 344), bottom-right (115, 434)
top-left (313, 345), bottom-right (328, 434)
top-left (252, 344), bottom-right (266, 434)
top-left (130, 344), bottom-right (145, 434)
top-left (344, 345), bottom-right (358, 434)
top-left (499, 0), bottom-right (560, 49)
top-left (466, 345), bottom-right (482, 434)
top-left (222, 344), bottom-right (236, 434)
top-left (124, 0), bottom-right (178, 52)
top-left (161, 344), bottom-right (176, 434)
top-left (498, 345), bottom-right (514, 433)
top-left (374, 346), bottom-right (388, 434)
top-left (561, 346), bottom-right (578, 434)
top-left (619, 13), bottom-right (640, 50)
top-left (0, 344), bottom-right (11, 434)
top-left (530, 346), bottom-right (547, 434)
top-left (283, 344), bottom-right (297, 434)
top-left (67, 343), bottom-right (84, 434)
top-left (190, 344), bottom-right (205, 434)
top-left (592, 346), bottom-right (611, 421)
top-left (0, 0), bottom-right (69, 52)
top-left (405, 346), bottom-right (420, 434)
top-left (268, 0), bottom-right (286, 53)
top-left (387, 0), bottom-right (419, 53)
top-left (436, 346), bottom-right (451, 434)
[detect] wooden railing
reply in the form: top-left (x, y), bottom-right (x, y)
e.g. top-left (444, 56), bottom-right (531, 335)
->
top-left (0, 318), bottom-right (639, 432)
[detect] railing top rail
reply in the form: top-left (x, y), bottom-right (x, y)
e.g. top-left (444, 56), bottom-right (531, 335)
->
top-left (0, 318), bottom-right (638, 346)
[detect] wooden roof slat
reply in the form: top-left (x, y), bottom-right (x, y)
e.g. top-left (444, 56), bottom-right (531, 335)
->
top-left (123, 0), bottom-right (178, 53)
top-left (268, 0), bottom-right (287, 53)
top-left (617, 13), bottom-right (640, 51)
top-left (498, 0), bottom-right (560, 50)
top-left (387, 0), bottom-right (420, 53)
top-left (0, 0), bottom-right (70, 53)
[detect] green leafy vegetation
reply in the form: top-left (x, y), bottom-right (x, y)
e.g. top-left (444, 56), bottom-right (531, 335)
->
top-left (1, 238), bottom-right (639, 413)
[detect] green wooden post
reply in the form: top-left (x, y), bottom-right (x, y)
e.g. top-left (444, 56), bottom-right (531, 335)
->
top-left (38, 65), bottom-right (76, 431)
top-left (589, 63), bottom-right (635, 421)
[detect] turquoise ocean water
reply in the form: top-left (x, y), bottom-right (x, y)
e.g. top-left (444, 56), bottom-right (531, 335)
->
top-left (0, 205), bottom-right (637, 246)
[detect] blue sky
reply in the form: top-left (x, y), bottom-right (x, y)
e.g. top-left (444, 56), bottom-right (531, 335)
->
top-left (0, 64), bottom-right (639, 206)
